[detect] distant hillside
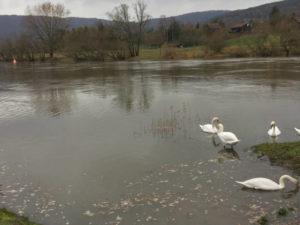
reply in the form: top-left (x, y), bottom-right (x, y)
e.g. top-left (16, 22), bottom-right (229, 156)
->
top-left (0, 15), bottom-right (109, 39)
top-left (0, 0), bottom-right (299, 38)
top-left (149, 10), bottom-right (229, 27)
top-left (0, 11), bottom-right (228, 39)
top-left (0, 15), bottom-right (23, 38)
top-left (217, 0), bottom-right (300, 25)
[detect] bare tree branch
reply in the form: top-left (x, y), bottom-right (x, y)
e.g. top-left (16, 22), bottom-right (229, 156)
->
top-left (24, 2), bottom-right (70, 58)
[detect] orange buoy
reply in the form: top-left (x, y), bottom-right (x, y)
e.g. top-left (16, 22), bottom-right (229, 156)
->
top-left (13, 57), bottom-right (17, 64)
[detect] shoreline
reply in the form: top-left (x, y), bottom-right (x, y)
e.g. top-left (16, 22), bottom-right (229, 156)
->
top-left (253, 141), bottom-right (300, 175)
top-left (2, 44), bottom-right (300, 63)
top-left (1, 55), bottom-right (299, 64)
top-left (0, 208), bottom-right (39, 225)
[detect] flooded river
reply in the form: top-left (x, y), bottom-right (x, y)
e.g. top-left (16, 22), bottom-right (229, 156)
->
top-left (0, 58), bottom-right (300, 224)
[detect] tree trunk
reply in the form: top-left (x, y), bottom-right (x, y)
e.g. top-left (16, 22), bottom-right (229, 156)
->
top-left (136, 43), bottom-right (140, 57)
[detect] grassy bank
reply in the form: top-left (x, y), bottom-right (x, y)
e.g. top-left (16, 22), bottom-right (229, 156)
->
top-left (253, 142), bottom-right (300, 174)
top-left (0, 208), bottom-right (39, 225)
top-left (137, 46), bottom-right (207, 60)
top-left (7, 33), bottom-right (298, 63)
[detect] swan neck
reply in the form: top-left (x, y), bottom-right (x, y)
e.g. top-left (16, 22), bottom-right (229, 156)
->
top-left (279, 175), bottom-right (296, 188)
top-left (279, 176), bottom-right (285, 188)
top-left (211, 119), bottom-right (217, 128)
top-left (272, 126), bottom-right (276, 135)
top-left (217, 124), bottom-right (224, 133)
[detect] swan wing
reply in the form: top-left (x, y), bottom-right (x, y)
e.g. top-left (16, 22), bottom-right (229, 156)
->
top-left (275, 126), bottom-right (281, 136)
top-left (295, 128), bottom-right (300, 135)
top-left (218, 132), bottom-right (240, 145)
top-left (236, 178), bottom-right (281, 190)
top-left (199, 124), bottom-right (217, 133)
top-left (268, 127), bottom-right (281, 136)
top-left (267, 128), bottom-right (273, 136)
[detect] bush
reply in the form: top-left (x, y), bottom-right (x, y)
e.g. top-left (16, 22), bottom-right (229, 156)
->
top-left (222, 46), bottom-right (252, 57)
top-left (248, 35), bottom-right (281, 57)
top-left (162, 47), bottom-right (177, 59)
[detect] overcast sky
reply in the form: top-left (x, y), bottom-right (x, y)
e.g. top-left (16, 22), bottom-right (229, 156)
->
top-left (0, 0), bottom-right (281, 19)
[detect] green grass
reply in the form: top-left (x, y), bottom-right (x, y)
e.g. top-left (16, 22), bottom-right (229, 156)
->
top-left (253, 142), bottom-right (300, 173)
top-left (0, 208), bottom-right (39, 225)
top-left (257, 216), bottom-right (268, 225)
top-left (226, 35), bottom-right (261, 47)
top-left (138, 46), bottom-right (206, 60)
top-left (277, 208), bottom-right (288, 217)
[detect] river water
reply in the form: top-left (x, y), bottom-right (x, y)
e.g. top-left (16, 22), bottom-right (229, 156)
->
top-left (0, 58), bottom-right (300, 224)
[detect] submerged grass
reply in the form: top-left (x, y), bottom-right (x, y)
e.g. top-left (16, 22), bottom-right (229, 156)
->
top-left (257, 216), bottom-right (268, 225)
top-left (0, 208), bottom-right (39, 225)
top-left (253, 142), bottom-right (300, 174)
top-left (277, 208), bottom-right (288, 217)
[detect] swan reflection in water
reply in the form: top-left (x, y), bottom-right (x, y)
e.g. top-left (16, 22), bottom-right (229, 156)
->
top-left (239, 184), bottom-right (299, 199)
top-left (211, 135), bottom-right (220, 147)
top-left (270, 136), bottom-right (278, 143)
top-left (280, 186), bottom-right (299, 199)
top-left (211, 136), bottom-right (240, 162)
top-left (218, 148), bottom-right (240, 162)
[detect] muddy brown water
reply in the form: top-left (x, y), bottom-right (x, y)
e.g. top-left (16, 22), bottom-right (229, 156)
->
top-left (0, 58), bottom-right (300, 224)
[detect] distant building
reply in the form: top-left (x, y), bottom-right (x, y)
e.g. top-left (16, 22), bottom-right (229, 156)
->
top-left (230, 23), bottom-right (251, 33)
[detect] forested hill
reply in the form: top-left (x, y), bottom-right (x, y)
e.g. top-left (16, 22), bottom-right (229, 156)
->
top-left (0, 15), bottom-right (109, 38)
top-left (0, 0), bottom-right (299, 38)
top-left (0, 10), bottom-right (228, 39)
top-left (148, 10), bottom-right (229, 27)
top-left (217, 0), bottom-right (300, 25)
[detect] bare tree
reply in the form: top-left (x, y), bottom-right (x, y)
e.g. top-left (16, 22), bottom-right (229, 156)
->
top-left (275, 16), bottom-right (299, 57)
top-left (158, 15), bottom-right (170, 44)
top-left (134, 0), bottom-right (151, 56)
top-left (107, 0), bottom-right (150, 57)
top-left (107, 4), bottom-right (135, 57)
top-left (24, 2), bottom-right (70, 58)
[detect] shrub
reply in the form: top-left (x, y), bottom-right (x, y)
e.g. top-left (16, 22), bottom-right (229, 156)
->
top-left (222, 46), bottom-right (252, 57)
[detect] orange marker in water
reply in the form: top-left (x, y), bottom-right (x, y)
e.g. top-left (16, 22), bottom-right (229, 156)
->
top-left (13, 57), bottom-right (17, 64)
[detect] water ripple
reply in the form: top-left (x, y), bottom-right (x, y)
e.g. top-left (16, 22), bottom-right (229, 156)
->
top-left (0, 94), bottom-right (34, 122)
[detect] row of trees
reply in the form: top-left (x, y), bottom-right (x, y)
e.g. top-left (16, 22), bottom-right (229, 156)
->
top-left (244, 7), bottom-right (300, 57)
top-left (0, 3), bottom-right (300, 61)
top-left (0, 1), bottom-right (151, 61)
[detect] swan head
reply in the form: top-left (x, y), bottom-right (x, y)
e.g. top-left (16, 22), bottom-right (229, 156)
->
top-left (217, 123), bottom-right (224, 133)
top-left (270, 121), bottom-right (276, 128)
top-left (289, 176), bottom-right (298, 185)
top-left (212, 117), bottom-right (219, 124)
top-left (279, 175), bottom-right (300, 187)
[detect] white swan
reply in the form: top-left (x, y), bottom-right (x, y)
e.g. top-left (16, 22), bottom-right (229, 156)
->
top-left (217, 123), bottom-right (240, 147)
top-left (236, 175), bottom-right (299, 190)
top-left (295, 128), bottom-right (300, 135)
top-left (268, 121), bottom-right (281, 137)
top-left (199, 117), bottom-right (219, 134)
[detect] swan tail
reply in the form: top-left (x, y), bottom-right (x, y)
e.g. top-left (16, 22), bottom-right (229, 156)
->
top-left (235, 181), bottom-right (244, 185)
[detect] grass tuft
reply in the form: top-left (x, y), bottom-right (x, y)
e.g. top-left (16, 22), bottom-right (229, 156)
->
top-left (253, 142), bottom-right (300, 174)
top-left (0, 208), bottom-right (39, 225)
